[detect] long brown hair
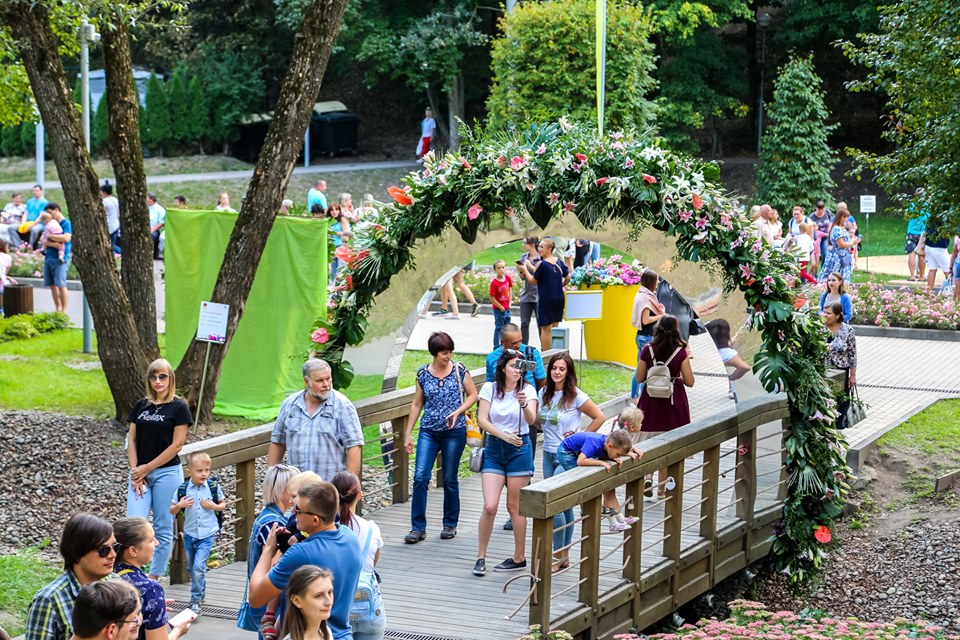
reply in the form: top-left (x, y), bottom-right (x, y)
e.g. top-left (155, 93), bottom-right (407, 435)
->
top-left (113, 516), bottom-right (151, 565)
top-left (649, 315), bottom-right (686, 361)
top-left (331, 471), bottom-right (361, 528)
top-left (546, 352), bottom-right (579, 409)
top-left (281, 566), bottom-right (333, 640)
top-left (494, 349), bottom-right (523, 399)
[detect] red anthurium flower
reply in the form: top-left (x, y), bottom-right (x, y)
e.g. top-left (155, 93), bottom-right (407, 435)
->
top-left (311, 328), bottom-right (329, 344)
top-left (387, 186), bottom-right (412, 206)
top-left (692, 193), bottom-right (704, 210)
top-left (814, 525), bottom-right (832, 544)
top-left (575, 153), bottom-right (587, 163)
top-left (642, 174), bottom-right (656, 184)
top-left (461, 158), bottom-right (471, 169)
top-left (596, 177), bottom-right (608, 186)
top-left (510, 156), bottom-right (526, 170)
top-left (468, 203), bottom-right (482, 220)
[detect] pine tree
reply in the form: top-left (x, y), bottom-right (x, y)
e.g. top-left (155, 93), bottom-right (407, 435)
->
top-left (756, 54), bottom-right (838, 211)
top-left (166, 67), bottom-right (191, 148)
top-left (143, 72), bottom-right (171, 154)
top-left (19, 120), bottom-right (36, 157)
top-left (186, 75), bottom-right (209, 154)
top-left (93, 97), bottom-right (111, 154)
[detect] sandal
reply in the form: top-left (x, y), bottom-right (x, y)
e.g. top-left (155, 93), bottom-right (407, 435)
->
top-left (552, 560), bottom-right (570, 573)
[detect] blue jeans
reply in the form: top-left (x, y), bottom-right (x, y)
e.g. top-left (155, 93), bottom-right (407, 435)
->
top-left (543, 450), bottom-right (574, 552)
top-left (110, 229), bottom-right (122, 255)
top-left (411, 428), bottom-right (467, 531)
top-left (631, 334), bottom-right (653, 398)
top-left (127, 464), bottom-right (183, 576)
top-left (493, 308), bottom-right (511, 350)
top-left (183, 533), bottom-right (214, 603)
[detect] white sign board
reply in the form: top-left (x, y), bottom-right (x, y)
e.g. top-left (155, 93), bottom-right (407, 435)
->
top-left (859, 195), bottom-right (877, 214)
top-left (196, 301), bottom-right (229, 344)
top-left (564, 290), bottom-right (604, 321)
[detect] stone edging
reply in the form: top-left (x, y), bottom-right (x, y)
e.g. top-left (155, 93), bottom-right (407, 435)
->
top-left (852, 324), bottom-right (960, 342)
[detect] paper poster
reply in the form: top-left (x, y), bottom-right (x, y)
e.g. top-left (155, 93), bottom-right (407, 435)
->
top-left (196, 301), bottom-right (229, 344)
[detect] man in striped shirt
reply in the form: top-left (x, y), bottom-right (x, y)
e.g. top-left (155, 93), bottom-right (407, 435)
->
top-left (26, 513), bottom-right (117, 640)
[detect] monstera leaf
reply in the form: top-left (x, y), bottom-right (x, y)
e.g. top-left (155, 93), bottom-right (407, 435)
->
top-left (753, 346), bottom-right (795, 391)
top-left (528, 198), bottom-right (554, 229)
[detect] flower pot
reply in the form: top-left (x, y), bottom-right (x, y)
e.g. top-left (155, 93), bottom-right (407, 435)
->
top-left (581, 284), bottom-right (640, 368)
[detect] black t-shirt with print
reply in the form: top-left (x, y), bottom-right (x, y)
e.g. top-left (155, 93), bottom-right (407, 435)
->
top-left (127, 397), bottom-right (193, 468)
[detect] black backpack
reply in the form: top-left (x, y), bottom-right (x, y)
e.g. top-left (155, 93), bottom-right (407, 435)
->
top-left (176, 478), bottom-right (224, 530)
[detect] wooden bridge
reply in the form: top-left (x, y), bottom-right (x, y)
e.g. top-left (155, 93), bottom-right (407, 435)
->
top-left (166, 336), bottom-right (798, 639)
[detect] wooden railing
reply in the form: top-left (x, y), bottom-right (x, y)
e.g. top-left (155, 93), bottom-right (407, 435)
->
top-left (519, 394), bottom-right (791, 639)
top-left (169, 361), bottom-right (495, 583)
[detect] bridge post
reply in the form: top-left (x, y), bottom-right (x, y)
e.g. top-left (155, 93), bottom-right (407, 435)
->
top-left (579, 495), bottom-right (603, 616)
top-left (529, 516), bottom-right (554, 632)
top-left (735, 430), bottom-right (757, 525)
top-left (235, 459), bottom-right (256, 561)
top-left (700, 445), bottom-right (720, 540)
top-left (623, 476), bottom-right (645, 627)
top-left (390, 417), bottom-right (410, 504)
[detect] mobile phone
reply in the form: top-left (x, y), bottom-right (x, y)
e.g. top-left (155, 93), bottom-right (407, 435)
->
top-left (515, 259), bottom-right (523, 265)
top-left (168, 608), bottom-right (198, 628)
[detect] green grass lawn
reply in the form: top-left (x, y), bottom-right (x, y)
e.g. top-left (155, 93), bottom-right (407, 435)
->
top-left (876, 398), bottom-right (960, 498)
top-left (856, 214), bottom-right (905, 257)
top-left (0, 154), bottom-right (255, 184)
top-left (850, 271), bottom-right (902, 285)
top-left (0, 549), bottom-right (60, 636)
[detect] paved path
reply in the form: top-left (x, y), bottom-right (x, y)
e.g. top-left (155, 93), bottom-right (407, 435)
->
top-left (0, 160), bottom-right (418, 191)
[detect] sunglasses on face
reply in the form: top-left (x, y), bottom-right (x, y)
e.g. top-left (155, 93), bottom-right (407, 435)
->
top-left (95, 542), bottom-right (123, 558)
top-left (148, 373), bottom-right (169, 381)
top-left (293, 504), bottom-right (321, 517)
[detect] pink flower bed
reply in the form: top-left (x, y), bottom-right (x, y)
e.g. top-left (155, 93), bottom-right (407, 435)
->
top-left (610, 600), bottom-right (960, 640)
top-left (849, 284), bottom-right (960, 330)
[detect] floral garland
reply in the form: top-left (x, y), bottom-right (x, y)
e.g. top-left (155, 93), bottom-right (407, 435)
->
top-left (306, 118), bottom-right (849, 583)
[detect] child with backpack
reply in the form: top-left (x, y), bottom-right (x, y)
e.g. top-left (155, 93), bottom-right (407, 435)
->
top-left (634, 315), bottom-right (695, 499)
top-left (170, 451), bottom-right (227, 614)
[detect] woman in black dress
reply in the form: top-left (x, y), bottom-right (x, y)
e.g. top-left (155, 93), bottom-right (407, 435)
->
top-left (517, 238), bottom-right (570, 349)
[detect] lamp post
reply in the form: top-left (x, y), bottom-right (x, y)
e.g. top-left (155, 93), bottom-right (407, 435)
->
top-left (79, 18), bottom-right (99, 355)
top-left (756, 12), bottom-right (772, 157)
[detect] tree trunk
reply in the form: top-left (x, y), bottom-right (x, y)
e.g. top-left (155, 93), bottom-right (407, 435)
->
top-left (102, 15), bottom-right (160, 358)
top-left (0, 2), bottom-right (151, 421)
top-left (446, 72), bottom-right (465, 151)
top-left (175, 0), bottom-right (349, 424)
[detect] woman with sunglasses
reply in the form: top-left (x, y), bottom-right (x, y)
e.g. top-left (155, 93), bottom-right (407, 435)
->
top-left (113, 517), bottom-right (191, 640)
top-left (473, 350), bottom-right (538, 576)
top-left (238, 464), bottom-right (300, 640)
top-left (126, 359), bottom-right (192, 580)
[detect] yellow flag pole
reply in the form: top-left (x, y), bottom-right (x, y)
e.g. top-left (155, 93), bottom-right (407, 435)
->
top-left (596, 0), bottom-right (606, 136)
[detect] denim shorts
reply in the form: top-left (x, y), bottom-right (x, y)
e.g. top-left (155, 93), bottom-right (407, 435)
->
top-left (43, 259), bottom-right (68, 287)
top-left (954, 260), bottom-right (960, 280)
top-left (482, 434), bottom-right (534, 477)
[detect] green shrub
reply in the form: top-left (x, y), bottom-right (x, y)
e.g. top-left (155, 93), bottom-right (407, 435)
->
top-left (0, 312), bottom-right (70, 343)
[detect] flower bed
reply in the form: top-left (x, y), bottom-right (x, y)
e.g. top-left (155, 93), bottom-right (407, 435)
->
top-left (611, 600), bottom-right (960, 640)
top-left (6, 246), bottom-right (80, 279)
top-left (849, 284), bottom-right (959, 330)
top-left (569, 255), bottom-right (642, 289)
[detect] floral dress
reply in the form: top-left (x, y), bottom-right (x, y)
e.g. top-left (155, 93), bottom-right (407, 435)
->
top-left (818, 226), bottom-right (853, 282)
top-left (825, 323), bottom-right (857, 390)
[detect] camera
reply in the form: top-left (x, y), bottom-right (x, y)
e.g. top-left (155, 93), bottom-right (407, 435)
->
top-left (512, 359), bottom-right (536, 373)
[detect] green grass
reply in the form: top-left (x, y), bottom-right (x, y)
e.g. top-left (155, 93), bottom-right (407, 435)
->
top-left (876, 398), bottom-right (960, 498)
top-left (856, 214), bottom-right (906, 258)
top-left (0, 154), bottom-right (254, 184)
top-left (0, 548), bottom-right (60, 637)
top-left (471, 241), bottom-right (636, 268)
top-left (850, 271), bottom-right (902, 284)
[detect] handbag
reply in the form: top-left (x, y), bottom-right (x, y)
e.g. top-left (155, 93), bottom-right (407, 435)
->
top-left (454, 362), bottom-right (482, 447)
top-left (468, 432), bottom-right (487, 472)
top-left (837, 385), bottom-right (867, 429)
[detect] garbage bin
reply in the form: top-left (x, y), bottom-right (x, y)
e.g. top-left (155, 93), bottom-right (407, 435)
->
top-left (312, 111), bottom-right (360, 157)
top-left (3, 283), bottom-right (34, 316)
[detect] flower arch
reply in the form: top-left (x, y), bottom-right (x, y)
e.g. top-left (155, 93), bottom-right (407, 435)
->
top-left (312, 119), bottom-right (847, 582)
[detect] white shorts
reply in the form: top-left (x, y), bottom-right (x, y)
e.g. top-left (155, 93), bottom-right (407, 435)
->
top-left (925, 246), bottom-right (951, 272)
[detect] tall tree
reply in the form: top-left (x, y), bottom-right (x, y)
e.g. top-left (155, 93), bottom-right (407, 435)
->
top-left (101, 6), bottom-right (160, 357)
top-left (0, 1), bottom-right (153, 420)
top-left (841, 0), bottom-right (960, 227)
top-left (174, 0), bottom-right (349, 422)
top-left (486, 0), bottom-right (657, 132)
top-left (185, 74), bottom-right (209, 153)
top-left (143, 71), bottom-right (170, 153)
top-left (756, 54), bottom-right (837, 211)
top-left (166, 65), bottom-right (190, 147)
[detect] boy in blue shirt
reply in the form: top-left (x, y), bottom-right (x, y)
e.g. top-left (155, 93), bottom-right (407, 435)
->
top-left (170, 451), bottom-right (226, 614)
top-left (557, 431), bottom-right (638, 534)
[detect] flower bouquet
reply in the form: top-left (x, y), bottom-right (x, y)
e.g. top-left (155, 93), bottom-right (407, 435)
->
top-left (568, 254), bottom-right (643, 289)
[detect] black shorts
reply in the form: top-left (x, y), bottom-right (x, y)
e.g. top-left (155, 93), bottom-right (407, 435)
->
top-left (905, 234), bottom-right (922, 254)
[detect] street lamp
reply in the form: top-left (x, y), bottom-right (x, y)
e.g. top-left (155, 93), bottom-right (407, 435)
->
top-left (79, 18), bottom-right (99, 355)
top-left (756, 12), bottom-right (772, 157)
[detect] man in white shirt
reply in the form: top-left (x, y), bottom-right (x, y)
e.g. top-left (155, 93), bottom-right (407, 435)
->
top-left (752, 204), bottom-right (778, 246)
top-left (416, 107), bottom-right (437, 163)
top-left (101, 183), bottom-right (121, 254)
top-left (147, 193), bottom-right (165, 260)
top-left (1, 192), bottom-right (27, 247)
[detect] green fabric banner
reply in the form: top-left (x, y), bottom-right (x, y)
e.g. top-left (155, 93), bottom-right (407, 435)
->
top-left (165, 210), bottom-right (328, 420)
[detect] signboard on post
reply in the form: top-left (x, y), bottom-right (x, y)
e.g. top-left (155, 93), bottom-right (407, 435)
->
top-left (196, 301), bottom-right (229, 344)
top-left (859, 195), bottom-right (877, 215)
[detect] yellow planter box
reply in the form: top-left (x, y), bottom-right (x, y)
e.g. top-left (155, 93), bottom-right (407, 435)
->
top-left (582, 284), bottom-right (640, 368)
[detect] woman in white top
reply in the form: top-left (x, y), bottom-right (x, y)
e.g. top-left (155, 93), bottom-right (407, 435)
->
top-left (331, 471), bottom-right (384, 640)
top-left (280, 566), bottom-right (334, 640)
top-left (538, 352), bottom-right (604, 568)
top-left (473, 350), bottom-right (538, 577)
top-left (215, 192), bottom-right (238, 212)
top-left (706, 319), bottom-right (751, 399)
top-left (630, 268), bottom-right (665, 398)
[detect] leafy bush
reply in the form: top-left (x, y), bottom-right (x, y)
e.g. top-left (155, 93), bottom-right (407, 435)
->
top-left (0, 312), bottom-right (70, 343)
top-left (486, 0), bottom-right (657, 132)
top-left (850, 284), bottom-right (960, 330)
